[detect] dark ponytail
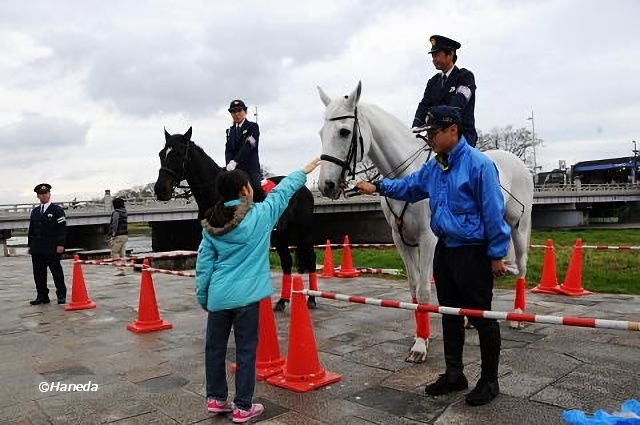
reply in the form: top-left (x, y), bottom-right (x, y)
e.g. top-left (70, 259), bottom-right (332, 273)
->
top-left (206, 169), bottom-right (250, 227)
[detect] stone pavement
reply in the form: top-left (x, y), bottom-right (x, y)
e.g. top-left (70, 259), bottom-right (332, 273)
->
top-left (1, 255), bottom-right (639, 424)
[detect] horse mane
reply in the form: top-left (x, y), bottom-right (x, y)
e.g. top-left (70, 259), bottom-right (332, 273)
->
top-left (188, 141), bottom-right (223, 173)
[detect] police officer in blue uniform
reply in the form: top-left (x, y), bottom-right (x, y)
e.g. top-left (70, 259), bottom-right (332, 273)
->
top-left (356, 106), bottom-right (510, 406)
top-left (28, 183), bottom-right (67, 305)
top-left (412, 35), bottom-right (478, 147)
top-left (225, 99), bottom-right (266, 202)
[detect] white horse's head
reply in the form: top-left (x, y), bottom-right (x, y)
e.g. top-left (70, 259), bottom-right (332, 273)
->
top-left (317, 81), bottom-right (373, 199)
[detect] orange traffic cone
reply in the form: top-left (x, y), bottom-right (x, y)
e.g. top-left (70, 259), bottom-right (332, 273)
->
top-left (557, 239), bottom-right (592, 296)
top-left (509, 277), bottom-right (527, 329)
top-left (266, 276), bottom-right (341, 392)
top-left (531, 239), bottom-right (560, 294)
top-left (335, 235), bottom-right (360, 278)
top-left (65, 255), bottom-right (97, 311)
top-left (231, 297), bottom-right (286, 380)
top-left (320, 240), bottom-right (334, 278)
top-left (127, 260), bottom-right (173, 333)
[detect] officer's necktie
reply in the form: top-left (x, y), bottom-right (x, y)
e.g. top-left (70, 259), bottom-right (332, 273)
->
top-left (441, 73), bottom-right (447, 88)
top-left (41, 205), bottom-right (44, 215)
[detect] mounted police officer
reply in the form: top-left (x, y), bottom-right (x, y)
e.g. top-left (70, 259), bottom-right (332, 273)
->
top-left (412, 35), bottom-right (478, 147)
top-left (225, 99), bottom-right (266, 202)
top-left (28, 183), bottom-right (67, 305)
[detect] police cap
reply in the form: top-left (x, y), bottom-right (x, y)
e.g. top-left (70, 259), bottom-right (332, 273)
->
top-left (424, 106), bottom-right (461, 130)
top-left (428, 35), bottom-right (461, 54)
top-left (34, 183), bottom-right (52, 194)
top-left (228, 99), bottom-right (247, 112)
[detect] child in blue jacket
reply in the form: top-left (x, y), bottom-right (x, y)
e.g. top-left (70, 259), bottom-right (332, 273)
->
top-left (195, 157), bottom-right (320, 423)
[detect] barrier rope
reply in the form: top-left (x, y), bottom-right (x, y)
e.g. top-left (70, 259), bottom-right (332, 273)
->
top-left (299, 289), bottom-right (640, 332)
top-left (74, 259), bottom-right (195, 277)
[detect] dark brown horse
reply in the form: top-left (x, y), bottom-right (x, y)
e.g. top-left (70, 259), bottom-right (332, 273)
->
top-left (153, 127), bottom-right (317, 309)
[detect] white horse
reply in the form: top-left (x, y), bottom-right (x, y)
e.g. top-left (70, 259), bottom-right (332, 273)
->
top-left (317, 81), bottom-right (533, 363)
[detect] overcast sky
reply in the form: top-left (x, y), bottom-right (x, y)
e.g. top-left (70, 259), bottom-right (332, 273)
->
top-left (1, 0), bottom-right (639, 204)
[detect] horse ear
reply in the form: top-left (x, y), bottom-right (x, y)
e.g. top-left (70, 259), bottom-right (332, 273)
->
top-left (345, 81), bottom-right (362, 110)
top-left (184, 127), bottom-right (192, 141)
top-left (164, 127), bottom-right (171, 142)
top-left (317, 86), bottom-right (332, 107)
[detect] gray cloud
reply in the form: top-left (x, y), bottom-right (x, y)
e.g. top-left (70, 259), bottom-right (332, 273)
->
top-left (0, 113), bottom-right (88, 150)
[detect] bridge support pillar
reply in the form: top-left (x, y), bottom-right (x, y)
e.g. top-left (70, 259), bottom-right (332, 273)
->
top-left (66, 225), bottom-right (109, 250)
top-left (151, 220), bottom-right (202, 252)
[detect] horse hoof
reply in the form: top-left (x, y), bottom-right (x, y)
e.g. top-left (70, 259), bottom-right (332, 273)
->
top-left (509, 320), bottom-right (525, 329)
top-left (404, 351), bottom-right (427, 363)
top-left (307, 296), bottom-right (317, 310)
top-left (273, 299), bottom-right (288, 312)
top-left (464, 317), bottom-right (474, 329)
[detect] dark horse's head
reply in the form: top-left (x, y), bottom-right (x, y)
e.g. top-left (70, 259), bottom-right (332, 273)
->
top-left (154, 127), bottom-right (222, 217)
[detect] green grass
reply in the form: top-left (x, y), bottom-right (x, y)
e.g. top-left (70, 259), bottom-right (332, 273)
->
top-left (270, 229), bottom-right (640, 294)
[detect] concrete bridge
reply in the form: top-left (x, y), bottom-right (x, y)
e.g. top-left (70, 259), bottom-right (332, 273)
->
top-left (1, 183), bottom-right (639, 250)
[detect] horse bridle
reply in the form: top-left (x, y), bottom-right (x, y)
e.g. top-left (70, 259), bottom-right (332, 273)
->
top-left (159, 141), bottom-right (191, 184)
top-left (320, 107), bottom-right (431, 247)
top-left (320, 107), bottom-right (364, 181)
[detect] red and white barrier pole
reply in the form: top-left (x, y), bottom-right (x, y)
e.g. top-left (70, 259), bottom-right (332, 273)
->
top-left (300, 290), bottom-right (640, 332)
top-left (75, 259), bottom-right (195, 277)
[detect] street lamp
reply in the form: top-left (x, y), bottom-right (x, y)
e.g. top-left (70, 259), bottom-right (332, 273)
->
top-left (527, 111), bottom-right (538, 176)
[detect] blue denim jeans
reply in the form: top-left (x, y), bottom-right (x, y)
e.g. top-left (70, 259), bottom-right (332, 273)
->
top-left (205, 302), bottom-right (259, 411)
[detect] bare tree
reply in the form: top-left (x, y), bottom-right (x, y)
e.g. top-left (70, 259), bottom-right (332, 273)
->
top-left (477, 126), bottom-right (542, 171)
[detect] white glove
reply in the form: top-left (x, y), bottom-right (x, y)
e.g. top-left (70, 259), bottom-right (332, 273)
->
top-left (226, 160), bottom-right (237, 171)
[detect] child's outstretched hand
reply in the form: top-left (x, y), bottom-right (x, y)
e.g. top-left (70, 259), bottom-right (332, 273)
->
top-left (303, 157), bottom-right (321, 174)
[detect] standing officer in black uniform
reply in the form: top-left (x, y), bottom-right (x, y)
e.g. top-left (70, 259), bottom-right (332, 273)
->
top-left (28, 183), bottom-right (67, 305)
top-left (225, 99), bottom-right (266, 202)
top-left (412, 35), bottom-right (478, 147)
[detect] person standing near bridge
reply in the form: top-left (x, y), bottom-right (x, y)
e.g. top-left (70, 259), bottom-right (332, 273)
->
top-left (109, 197), bottom-right (128, 276)
top-left (356, 106), bottom-right (509, 406)
top-left (412, 35), bottom-right (478, 147)
top-left (224, 99), bottom-right (267, 202)
top-left (27, 183), bottom-right (67, 305)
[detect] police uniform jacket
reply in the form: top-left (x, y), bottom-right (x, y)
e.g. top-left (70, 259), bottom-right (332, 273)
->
top-left (413, 66), bottom-right (477, 145)
top-left (28, 203), bottom-right (66, 254)
top-left (225, 120), bottom-right (261, 176)
top-left (377, 137), bottom-right (511, 260)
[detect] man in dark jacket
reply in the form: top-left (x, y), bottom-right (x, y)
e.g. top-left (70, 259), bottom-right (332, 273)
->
top-left (28, 183), bottom-right (67, 305)
top-left (225, 99), bottom-right (266, 202)
top-left (109, 197), bottom-right (128, 276)
top-left (412, 35), bottom-right (477, 146)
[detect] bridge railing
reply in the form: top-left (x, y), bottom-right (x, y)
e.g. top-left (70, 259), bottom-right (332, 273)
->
top-left (0, 197), bottom-right (197, 218)
top-left (534, 183), bottom-right (640, 195)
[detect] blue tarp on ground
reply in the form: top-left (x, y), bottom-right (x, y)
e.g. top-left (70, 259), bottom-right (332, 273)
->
top-left (563, 399), bottom-right (640, 424)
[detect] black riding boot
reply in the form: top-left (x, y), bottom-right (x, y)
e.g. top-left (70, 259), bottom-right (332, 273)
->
top-left (425, 315), bottom-right (468, 396)
top-left (465, 320), bottom-right (501, 406)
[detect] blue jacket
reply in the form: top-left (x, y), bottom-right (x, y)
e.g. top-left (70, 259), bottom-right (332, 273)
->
top-left (195, 170), bottom-right (306, 311)
top-left (413, 66), bottom-right (477, 146)
top-left (378, 137), bottom-right (511, 260)
top-left (225, 120), bottom-right (261, 176)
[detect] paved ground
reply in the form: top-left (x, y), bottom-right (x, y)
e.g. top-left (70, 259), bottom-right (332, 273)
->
top-left (1, 255), bottom-right (639, 424)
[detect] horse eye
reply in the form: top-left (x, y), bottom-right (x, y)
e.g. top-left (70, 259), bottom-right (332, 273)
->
top-left (339, 128), bottom-right (351, 138)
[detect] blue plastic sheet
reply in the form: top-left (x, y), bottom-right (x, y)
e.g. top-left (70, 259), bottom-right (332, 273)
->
top-left (563, 400), bottom-right (640, 424)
